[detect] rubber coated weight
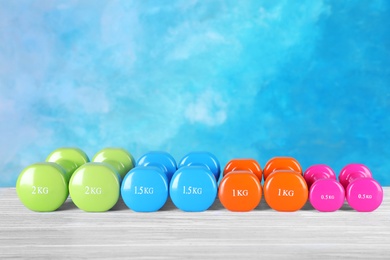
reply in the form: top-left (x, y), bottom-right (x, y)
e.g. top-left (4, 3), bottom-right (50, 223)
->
top-left (339, 164), bottom-right (383, 212)
top-left (304, 165), bottom-right (345, 212)
top-left (219, 159), bottom-right (262, 212)
top-left (69, 148), bottom-right (134, 212)
top-left (121, 151), bottom-right (177, 212)
top-left (16, 148), bottom-right (89, 212)
top-left (170, 152), bottom-right (220, 212)
top-left (263, 157), bottom-right (308, 212)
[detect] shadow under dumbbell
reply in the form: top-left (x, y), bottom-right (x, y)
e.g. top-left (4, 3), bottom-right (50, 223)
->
top-left (56, 199), bottom-right (78, 211)
top-left (110, 198), bottom-right (180, 212)
top-left (159, 198), bottom-right (226, 211)
top-left (339, 202), bottom-right (354, 211)
top-left (207, 199), bottom-right (225, 211)
top-left (109, 198), bottom-right (130, 211)
top-left (159, 198), bottom-right (177, 211)
top-left (254, 198), bottom-right (272, 211)
top-left (299, 201), bottom-right (315, 211)
top-left (253, 198), bottom-right (316, 211)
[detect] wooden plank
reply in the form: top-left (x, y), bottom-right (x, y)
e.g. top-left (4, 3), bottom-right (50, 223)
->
top-left (0, 188), bottom-right (389, 259)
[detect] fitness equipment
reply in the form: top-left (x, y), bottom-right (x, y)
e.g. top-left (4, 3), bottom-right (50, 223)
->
top-left (16, 148), bottom-right (89, 212)
top-left (69, 148), bottom-right (134, 212)
top-left (121, 151), bottom-right (177, 212)
top-left (304, 165), bottom-right (345, 212)
top-left (170, 152), bottom-right (219, 212)
top-left (218, 159), bottom-right (262, 212)
top-left (263, 157), bottom-right (308, 212)
top-left (339, 164), bottom-right (383, 212)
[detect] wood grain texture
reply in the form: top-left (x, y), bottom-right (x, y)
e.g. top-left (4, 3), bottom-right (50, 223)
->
top-left (0, 188), bottom-right (389, 259)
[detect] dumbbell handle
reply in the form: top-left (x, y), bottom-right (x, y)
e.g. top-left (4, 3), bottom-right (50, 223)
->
top-left (139, 163), bottom-right (168, 175)
top-left (340, 165), bottom-right (373, 189)
top-left (53, 159), bottom-right (78, 181)
top-left (309, 170), bottom-right (335, 181)
top-left (98, 159), bottom-right (127, 179)
top-left (186, 163), bottom-right (211, 170)
top-left (346, 172), bottom-right (367, 181)
top-left (341, 172), bottom-right (368, 189)
top-left (268, 169), bottom-right (299, 178)
top-left (305, 172), bottom-right (335, 188)
top-left (304, 165), bottom-right (337, 188)
top-left (263, 157), bottom-right (302, 181)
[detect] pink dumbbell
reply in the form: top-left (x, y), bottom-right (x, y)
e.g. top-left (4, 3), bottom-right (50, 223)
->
top-left (339, 164), bottom-right (383, 212)
top-left (304, 165), bottom-right (345, 212)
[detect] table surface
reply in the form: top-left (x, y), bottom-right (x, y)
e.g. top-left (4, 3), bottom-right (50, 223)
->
top-left (0, 187), bottom-right (389, 259)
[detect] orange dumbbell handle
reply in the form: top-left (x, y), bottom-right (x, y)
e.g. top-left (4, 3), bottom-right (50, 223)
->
top-left (263, 157), bottom-right (302, 180)
top-left (223, 159), bottom-right (262, 181)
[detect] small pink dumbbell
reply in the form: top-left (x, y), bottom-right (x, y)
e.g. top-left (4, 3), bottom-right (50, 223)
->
top-left (304, 165), bottom-right (345, 212)
top-left (339, 164), bottom-right (383, 212)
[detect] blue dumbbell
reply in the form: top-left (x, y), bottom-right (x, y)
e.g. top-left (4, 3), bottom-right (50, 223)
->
top-left (121, 151), bottom-right (177, 212)
top-left (170, 152), bottom-right (220, 212)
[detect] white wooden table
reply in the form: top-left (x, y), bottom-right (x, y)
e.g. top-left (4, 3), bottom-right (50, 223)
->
top-left (0, 188), bottom-right (389, 259)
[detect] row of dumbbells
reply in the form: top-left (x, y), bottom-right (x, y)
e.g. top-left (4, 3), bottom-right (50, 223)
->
top-left (16, 148), bottom-right (383, 212)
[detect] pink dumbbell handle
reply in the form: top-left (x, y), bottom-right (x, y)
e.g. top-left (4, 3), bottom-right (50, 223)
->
top-left (304, 164), bottom-right (336, 188)
top-left (339, 164), bottom-right (372, 189)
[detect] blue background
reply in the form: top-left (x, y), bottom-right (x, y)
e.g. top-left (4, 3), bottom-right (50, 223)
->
top-left (0, 1), bottom-right (389, 187)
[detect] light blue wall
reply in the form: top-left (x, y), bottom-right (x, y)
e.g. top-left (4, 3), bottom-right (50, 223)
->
top-left (1, 1), bottom-right (389, 186)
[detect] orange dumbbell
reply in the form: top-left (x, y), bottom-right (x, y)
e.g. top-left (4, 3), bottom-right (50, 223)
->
top-left (218, 159), bottom-right (262, 212)
top-left (263, 157), bottom-right (308, 212)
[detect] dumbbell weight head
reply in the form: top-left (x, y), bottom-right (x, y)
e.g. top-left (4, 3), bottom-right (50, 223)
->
top-left (69, 148), bottom-right (134, 212)
top-left (16, 148), bottom-right (89, 212)
top-left (218, 159), bottom-right (262, 212)
top-left (304, 165), bottom-right (345, 212)
top-left (339, 164), bottom-right (383, 212)
top-left (170, 152), bottom-right (220, 212)
top-left (263, 157), bottom-right (308, 212)
top-left (121, 151), bottom-right (177, 212)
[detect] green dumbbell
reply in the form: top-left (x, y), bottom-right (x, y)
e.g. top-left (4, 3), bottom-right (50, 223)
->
top-left (16, 148), bottom-right (89, 212)
top-left (69, 148), bottom-right (134, 212)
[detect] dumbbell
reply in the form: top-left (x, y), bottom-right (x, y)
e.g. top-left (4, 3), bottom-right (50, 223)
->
top-left (170, 152), bottom-right (220, 212)
top-left (69, 148), bottom-right (134, 212)
top-left (16, 148), bottom-right (89, 212)
top-left (263, 157), bottom-right (308, 212)
top-left (121, 151), bottom-right (177, 212)
top-left (218, 159), bottom-right (262, 212)
top-left (304, 165), bottom-right (345, 212)
top-left (339, 164), bottom-right (383, 212)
